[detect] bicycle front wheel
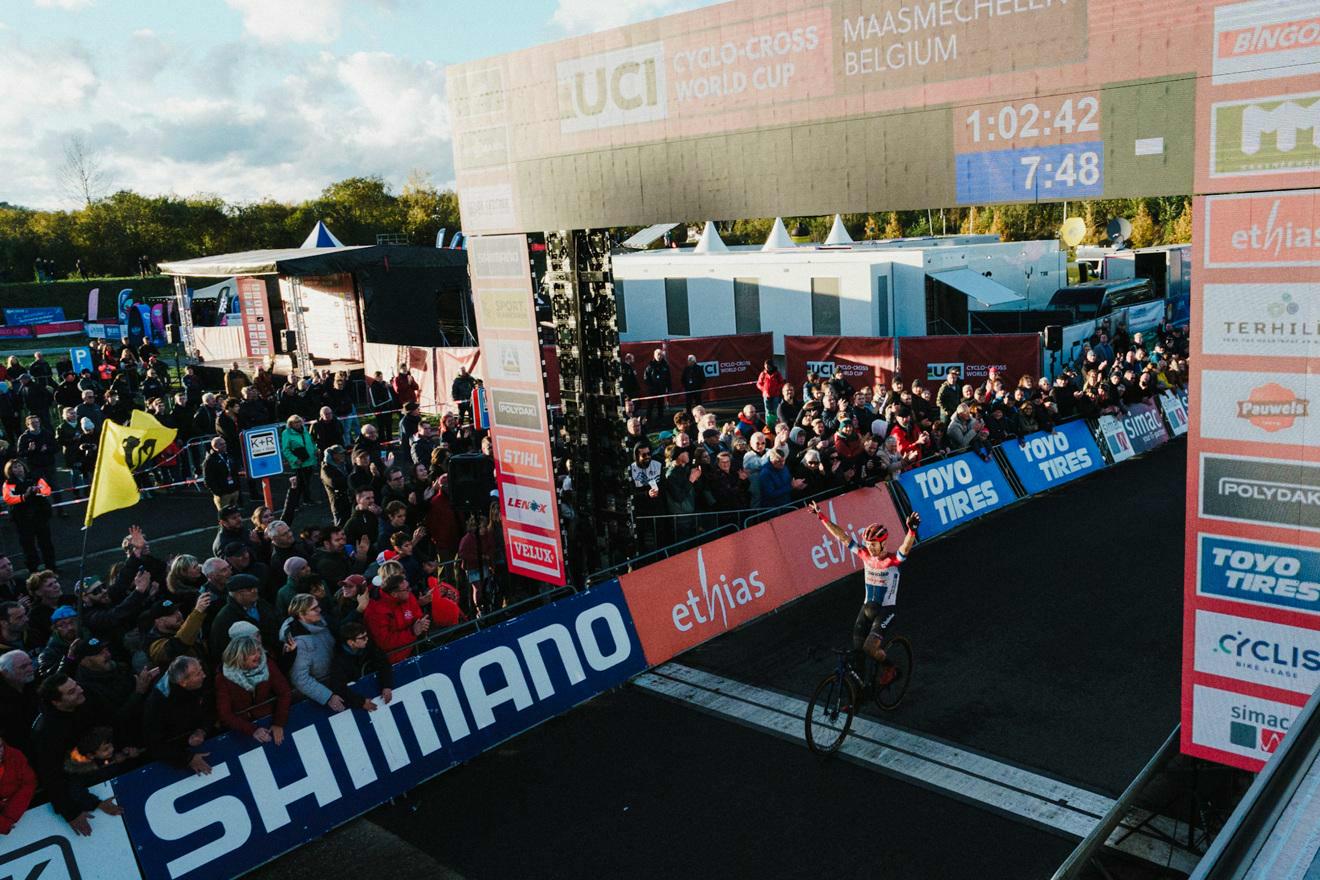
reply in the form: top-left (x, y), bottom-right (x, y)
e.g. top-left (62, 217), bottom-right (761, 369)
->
top-left (805, 672), bottom-right (857, 755)
top-left (873, 636), bottom-right (913, 711)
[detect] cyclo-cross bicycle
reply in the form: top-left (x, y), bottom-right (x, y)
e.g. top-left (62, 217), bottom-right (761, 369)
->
top-left (804, 635), bottom-right (913, 755)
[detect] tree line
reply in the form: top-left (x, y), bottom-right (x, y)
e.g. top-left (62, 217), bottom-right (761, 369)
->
top-left (0, 173), bottom-right (462, 282)
top-left (719, 196), bottom-right (1192, 249)
top-left (0, 177), bottom-right (1190, 284)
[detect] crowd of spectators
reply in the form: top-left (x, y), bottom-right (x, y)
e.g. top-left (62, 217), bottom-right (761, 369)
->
top-left (0, 346), bottom-right (518, 838)
top-left (623, 326), bottom-right (1190, 545)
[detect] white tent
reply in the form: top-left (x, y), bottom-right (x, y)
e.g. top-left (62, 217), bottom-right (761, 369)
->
top-left (824, 214), bottom-right (854, 246)
top-left (301, 221), bottom-right (345, 249)
top-left (762, 218), bottom-right (795, 251)
top-left (692, 221), bottom-right (728, 254)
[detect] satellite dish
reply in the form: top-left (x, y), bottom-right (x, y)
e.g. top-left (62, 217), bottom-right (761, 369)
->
top-left (1106, 217), bottom-right (1133, 248)
top-left (1060, 217), bottom-right (1086, 248)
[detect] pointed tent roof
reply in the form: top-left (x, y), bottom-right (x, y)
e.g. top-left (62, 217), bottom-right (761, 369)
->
top-left (692, 221), bottom-right (728, 254)
top-left (301, 221), bottom-right (345, 249)
top-left (762, 217), bottom-right (795, 251)
top-left (824, 214), bottom-right (853, 246)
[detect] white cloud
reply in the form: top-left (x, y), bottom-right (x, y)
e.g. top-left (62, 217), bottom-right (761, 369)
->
top-left (225, 0), bottom-right (344, 45)
top-left (0, 20), bottom-right (456, 210)
top-left (34, 0), bottom-right (94, 9)
top-left (551, 0), bottom-right (727, 34)
top-left (0, 35), bottom-right (97, 132)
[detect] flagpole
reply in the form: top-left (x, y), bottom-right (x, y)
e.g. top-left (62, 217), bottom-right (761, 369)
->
top-left (77, 521), bottom-right (91, 584)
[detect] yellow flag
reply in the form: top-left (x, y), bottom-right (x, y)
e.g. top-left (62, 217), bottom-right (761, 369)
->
top-left (84, 410), bottom-right (178, 527)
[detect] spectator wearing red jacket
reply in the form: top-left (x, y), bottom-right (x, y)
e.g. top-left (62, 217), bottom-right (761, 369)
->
top-left (215, 633), bottom-right (291, 745)
top-left (889, 407), bottom-right (929, 468)
top-left (0, 739), bottom-right (36, 834)
top-left (756, 360), bottom-right (785, 425)
top-left (391, 365), bottom-right (419, 409)
top-left (365, 574), bottom-right (429, 663)
top-left (427, 574), bottom-right (466, 628)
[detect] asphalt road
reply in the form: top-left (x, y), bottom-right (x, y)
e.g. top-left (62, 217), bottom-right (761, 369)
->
top-left (253, 441), bottom-right (1189, 880)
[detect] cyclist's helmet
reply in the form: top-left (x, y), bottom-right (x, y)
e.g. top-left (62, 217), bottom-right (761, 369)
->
top-left (861, 523), bottom-right (888, 544)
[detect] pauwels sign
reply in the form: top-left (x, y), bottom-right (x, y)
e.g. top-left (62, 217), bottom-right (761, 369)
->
top-left (468, 235), bottom-right (566, 586)
top-left (113, 583), bottom-right (645, 880)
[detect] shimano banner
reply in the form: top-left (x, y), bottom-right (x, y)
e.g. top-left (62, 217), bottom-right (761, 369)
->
top-left (112, 582), bottom-right (646, 880)
top-left (897, 452), bottom-right (1016, 540)
top-left (998, 420), bottom-right (1106, 495)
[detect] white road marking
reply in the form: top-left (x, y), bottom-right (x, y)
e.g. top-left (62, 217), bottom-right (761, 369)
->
top-left (636, 663), bottom-right (1199, 874)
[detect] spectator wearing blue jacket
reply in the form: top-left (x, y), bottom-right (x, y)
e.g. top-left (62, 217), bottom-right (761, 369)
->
top-left (757, 449), bottom-right (802, 509)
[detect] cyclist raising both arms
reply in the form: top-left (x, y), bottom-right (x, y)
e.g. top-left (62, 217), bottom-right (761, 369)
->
top-left (807, 501), bottom-right (919, 686)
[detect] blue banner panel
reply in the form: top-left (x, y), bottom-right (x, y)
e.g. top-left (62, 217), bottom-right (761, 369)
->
top-left (898, 451), bottom-right (1016, 540)
top-left (999, 420), bottom-right (1106, 495)
top-left (955, 141), bottom-right (1104, 204)
top-left (112, 581), bottom-right (646, 880)
top-left (4, 306), bottom-right (65, 325)
top-left (1197, 535), bottom-right (1320, 618)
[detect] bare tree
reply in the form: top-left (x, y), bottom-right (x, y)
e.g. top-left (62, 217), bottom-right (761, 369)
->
top-left (58, 134), bottom-right (110, 207)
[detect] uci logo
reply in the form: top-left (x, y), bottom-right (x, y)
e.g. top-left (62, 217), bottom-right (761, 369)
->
top-left (557, 42), bottom-right (667, 134)
top-left (699, 361), bottom-right (720, 378)
top-left (807, 360), bottom-right (835, 378)
top-left (927, 362), bottom-right (964, 381)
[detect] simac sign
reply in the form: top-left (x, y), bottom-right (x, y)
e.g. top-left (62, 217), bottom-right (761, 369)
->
top-left (112, 583), bottom-right (646, 880)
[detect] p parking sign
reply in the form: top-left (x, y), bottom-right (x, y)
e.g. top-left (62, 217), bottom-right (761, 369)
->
top-left (242, 425), bottom-right (284, 480)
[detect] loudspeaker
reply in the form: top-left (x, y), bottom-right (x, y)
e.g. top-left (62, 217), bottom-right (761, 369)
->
top-left (281, 330), bottom-right (298, 353)
top-left (1044, 325), bottom-right (1063, 352)
top-left (447, 452), bottom-right (495, 515)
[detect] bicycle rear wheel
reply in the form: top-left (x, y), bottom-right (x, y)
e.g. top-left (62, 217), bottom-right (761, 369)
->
top-left (805, 672), bottom-right (857, 755)
top-left (873, 636), bottom-right (913, 711)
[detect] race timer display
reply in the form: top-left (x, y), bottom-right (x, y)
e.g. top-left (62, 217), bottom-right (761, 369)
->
top-left (954, 93), bottom-right (1105, 204)
top-left (956, 142), bottom-right (1104, 203)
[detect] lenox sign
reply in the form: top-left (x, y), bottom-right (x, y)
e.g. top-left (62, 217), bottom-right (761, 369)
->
top-left (557, 43), bottom-right (667, 134)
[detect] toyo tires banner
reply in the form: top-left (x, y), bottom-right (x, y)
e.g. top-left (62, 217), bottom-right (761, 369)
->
top-left (998, 420), bottom-right (1106, 494)
top-left (897, 451), bottom-right (1016, 540)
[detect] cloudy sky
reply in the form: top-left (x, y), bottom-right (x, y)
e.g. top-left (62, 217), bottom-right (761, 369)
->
top-left (2, 0), bottom-right (723, 210)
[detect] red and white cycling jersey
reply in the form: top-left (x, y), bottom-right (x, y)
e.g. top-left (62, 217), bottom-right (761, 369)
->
top-left (848, 539), bottom-right (905, 606)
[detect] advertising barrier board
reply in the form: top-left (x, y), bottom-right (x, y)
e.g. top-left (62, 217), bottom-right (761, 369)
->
top-left (1099, 401), bottom-right (1169, 462)
top-left (897, 451), bottom-right (1016, 540)
top-left (766, 486), bottom-right (904, 596)
top-left (113, 581), bottom-right (646, 880)
top-left (0, 782), bottom-right (140, 880)
top-left (1189, 684), bottom-right (1305, 767)
top-left (617, 483), bottom-right (904, 667)
top-left (896, 334), bottom-right (1041, 388)
top-left (998, 420), bottom-right (1106, 495)
top-left (3, 306), bottom-right (65, 325)
top-left (783, 335), bottom-right (897, 393)
top-left (1159, 391), bottom-right (1189, 438)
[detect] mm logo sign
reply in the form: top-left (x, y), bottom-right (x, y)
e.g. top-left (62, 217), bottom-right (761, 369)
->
top-left (1211, 91), bottom-right (1320, 178)
top-left (557, 43), bottom-right (666, 134)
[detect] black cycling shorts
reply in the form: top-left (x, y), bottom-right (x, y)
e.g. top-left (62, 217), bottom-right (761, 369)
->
top-left (852, 601), bottom-right (896, 649)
